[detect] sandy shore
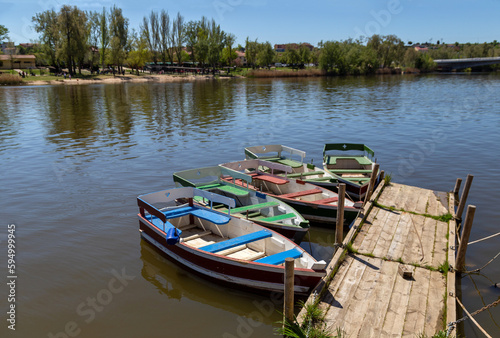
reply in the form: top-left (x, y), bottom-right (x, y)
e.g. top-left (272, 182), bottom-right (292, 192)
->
top-left (24, 74), bottom-right (236, 86)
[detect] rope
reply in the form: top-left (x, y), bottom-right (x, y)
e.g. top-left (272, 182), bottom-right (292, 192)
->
top-left (468, 230), bottom-right (500, 245)
top-left (466, 250), bottom-right (500, 274)
top-left (446, 297), bottom-right (500, 337)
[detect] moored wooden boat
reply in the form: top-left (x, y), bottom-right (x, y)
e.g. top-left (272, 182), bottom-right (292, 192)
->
top-left (245, 144), bottom-right (343, 192)
top-left (173, 166), bottom-right (310, 243)
top-left (137, 187), bottom-right (326, 296)
top-left (219, 159), bottom-right (361, 225)
top-left (323, 143), bottom-right (380, 200)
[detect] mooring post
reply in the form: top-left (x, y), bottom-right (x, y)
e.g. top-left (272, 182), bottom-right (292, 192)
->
top-left (456, 205), bottom-right (476, 272)
top-left (364, 163), bottom-right (380, 205)
top-left (453, 178), bottom-right (462, 197)
top-left (336, 183), bottom-right (346, 248)
top-left (456, 174), bottom-right (473, 220)
top-left (284, 257), bottom-right (295, 325)
top-left (379, 170), bottom-right (385, 184)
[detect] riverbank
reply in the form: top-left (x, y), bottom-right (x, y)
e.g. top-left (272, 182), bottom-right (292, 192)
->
top-left (21, 73), bottom-right (236, 86)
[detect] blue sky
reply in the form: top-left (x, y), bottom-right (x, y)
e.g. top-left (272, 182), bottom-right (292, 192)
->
top-left (1, 0), bottom-right (500, 46)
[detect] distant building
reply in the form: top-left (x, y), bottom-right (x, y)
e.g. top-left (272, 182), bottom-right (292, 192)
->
top-left (0, 55), bottom-right (36, 69)
top-left (234, 50), bottom-right (246, 66)
top-left (414, 46), bottom-right (429, 52)
top-left (274, 43), bottom-right (314, 52)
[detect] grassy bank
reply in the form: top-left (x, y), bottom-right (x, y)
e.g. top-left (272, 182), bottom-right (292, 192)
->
top-left (0, 73), bottom-right (23, 85)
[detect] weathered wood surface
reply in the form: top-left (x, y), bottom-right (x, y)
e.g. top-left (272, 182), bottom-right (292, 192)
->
top-left (310, 182), bottom-right (454, 337)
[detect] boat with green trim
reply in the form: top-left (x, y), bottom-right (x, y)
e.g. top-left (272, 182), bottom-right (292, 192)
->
top-left (173, 166), bottom-right (310, 243)
top-left (244, 144), bottom-right (344, 193)
top-left (219, 159), bottom-right (361, 225)
top-left (323, 143), bottom-right (380, 200)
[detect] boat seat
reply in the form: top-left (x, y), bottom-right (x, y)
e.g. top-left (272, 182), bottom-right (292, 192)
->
top-left (310, 197), bottom-right (339, 205)
top-left (287, 171), bottom-right (325, 178)
top-left (182, 230), bottom-right (212, 242)
top-left (199, 229), bottom-right (272, 253)
top-left (328, 169), bottom-right (373, 174)
top-left (147, 215), bottom-right (178, 232)
top-left (163, 206), bottom-right (231, 225)
top-left (276, 159), bottom-right (303, 168)
top-left (255, 248), bottom-right (303, 265)
top-left (325, 156), bottom-right (372, 166)
top-left (279, 188), bottom-right (323, 199)
top-left (261, 213), bottom-right (296, 222)
top-left (197, 183), bottom-right (250, 196)
top-left (250, 173), bottom-right (289, 185)
top-left (230, 201), bottom-right (280, 214)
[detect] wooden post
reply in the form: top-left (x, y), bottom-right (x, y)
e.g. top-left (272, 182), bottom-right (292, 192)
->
top-left (284, 257), bottom-right (295, 325)
top-left (453, 178), bottom-right (462, 196)
top-left (364, 163), bottom-right (380, 205)
top-left (456, 174), bottom-right (473, 220)
top-left (336, 183), bottom-right (346, 247)
top-left (456, 205), bottom-right (476, 272)
top-left (379, 170), bottom-right (385, 184)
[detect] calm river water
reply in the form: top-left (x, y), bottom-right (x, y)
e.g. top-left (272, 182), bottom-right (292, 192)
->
top-left (1, 74), bottom-right (499, 337)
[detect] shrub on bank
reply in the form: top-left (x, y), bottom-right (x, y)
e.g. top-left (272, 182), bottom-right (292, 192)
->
top-left (0, 73), bottom-right (23, 85)
top-left (247, 69), bottom-right (325, 78)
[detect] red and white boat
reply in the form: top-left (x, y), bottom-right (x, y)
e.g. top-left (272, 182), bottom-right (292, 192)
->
top-left (137, 187), bottom-right (326, 296)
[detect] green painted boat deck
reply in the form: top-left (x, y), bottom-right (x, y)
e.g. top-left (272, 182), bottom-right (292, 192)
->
top-left (261, 212), bottom-right (296, 222)
top-left (230, 201), bottom-right (280, 214)
top-left (325, 156), bottom-right (372, 166)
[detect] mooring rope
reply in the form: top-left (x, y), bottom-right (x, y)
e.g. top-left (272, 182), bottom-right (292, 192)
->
top-left (467, 230), bottom-right (500, 245)
top-left (465, 250), bottom-right (500, 274)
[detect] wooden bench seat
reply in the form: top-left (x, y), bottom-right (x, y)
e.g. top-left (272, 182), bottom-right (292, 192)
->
top-left (163, 206), bottom-right (231, 225)
top-left (199, 229), bottom-right (272, 253)
top-left (261, 213), bottom-right (296, 222)
top-left (286, 170), bottom-right (325, 178)
top-left (279, 188), bottom-right (323, 199)
top-left (254, 248), bottom-right (303, 265)
top-left (230, 201), bottom-right (280, 214)
top-left (325, 156), bottom-right (372, 166)
top-left (250, 173), bottom-right (289, 185)
top-left (309, 197), bottom-right (339, 205)
top-left (328, 169), bottom-right (373, 174)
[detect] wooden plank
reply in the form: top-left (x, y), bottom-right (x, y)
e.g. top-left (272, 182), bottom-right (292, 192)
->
top-left (386, 212), bottom-right (413, 261)
top-left (424, 271), bottom-right (446, 336)
top-left (357, 207), bottom-right (391, 254)
top-left (414, 188), bottom-right (431, 215)
top-left (351, 206), bottom-right (379, 247)
top-left (432, 219), bottom-right (449, 267)
top-left (372, 209), bottom-right (402, 258)
top-left (381, 263), bottom-right (414, 337)
top-left (402, 267), bottom-right (431, 336)
top-left (357, 259), bottom-right (400, 337)
top-left (447, 193), bottom-right (457, 328)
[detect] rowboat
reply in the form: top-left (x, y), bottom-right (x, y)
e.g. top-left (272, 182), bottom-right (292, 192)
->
top-left (219, 159), bottom-right (361, 225)
top-left (137, 187), bottom-right (326, 296)
top-left (323, 143), bottom-right (380, 200)
top-left (173, 166), bottom-right (310, 243)
top-left (244, 144), bottom-right (341, 192)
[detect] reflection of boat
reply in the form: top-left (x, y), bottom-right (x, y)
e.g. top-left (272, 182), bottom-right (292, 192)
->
top-left (244, 144), bottom-right (340, 192)
top-left (137, 187), bottom-right (326, 296)
top-left (173, 166), bottom-right (310, 243)
top-left (323, 143), bottom-right (380, 200)
top-left (219, 159), bottom-right (361, 225)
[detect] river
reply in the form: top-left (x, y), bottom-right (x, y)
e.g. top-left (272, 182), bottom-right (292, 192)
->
top-left (1, 74), bottom-right (499, 337)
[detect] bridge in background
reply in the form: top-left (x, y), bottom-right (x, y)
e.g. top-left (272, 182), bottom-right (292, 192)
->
top-left (434, 57), bottom-right (500, 70)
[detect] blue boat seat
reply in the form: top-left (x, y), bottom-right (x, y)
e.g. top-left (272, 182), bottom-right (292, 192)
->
top-left (163, 206), bottom-right (231, 225)
top-left (254, 248), bottom-right (303, 265)
top-left (199, 229), bottom-right (272, 253)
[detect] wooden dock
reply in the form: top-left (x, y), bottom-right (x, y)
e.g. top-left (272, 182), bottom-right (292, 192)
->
top-left (299, 181), bottom-right (457, 337)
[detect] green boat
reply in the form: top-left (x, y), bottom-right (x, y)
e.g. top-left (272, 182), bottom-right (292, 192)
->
top-left (322, 143), bottom-right (380, 201)
top-left (173, 166), bottom-right (310, 243)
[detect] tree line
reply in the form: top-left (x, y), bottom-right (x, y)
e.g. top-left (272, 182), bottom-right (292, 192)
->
top-left (3, 6), bottom-right (500, 75)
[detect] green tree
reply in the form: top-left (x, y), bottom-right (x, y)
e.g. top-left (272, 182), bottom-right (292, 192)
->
top-left (87, 11), bottom-right (101, 71)
top-left (109, 5), bottom-right (128, 73)
top-left (283, 46), bottom-right (300, 68)
top-left (298, 45), bottom-right (311, 66)
top-left (57, 5), bottom-right (88, 75)
top-left (207, 19), bottom-right (225, 71)
top-left (32, 10), bottom-right (59, 69)
top-left (127, 29), bottom-right (149, 74)
top-left (256, 41), bottom-right (275, 69)
top-left (245, 37), bottom-right (258, 68)
top-left (159, 10), bottom-right (171, 64)
top-left (0, 25), bottom-right (8, 43)
top-left (99, 7), bottom-right (110, 70)
top-left (141, 10), bottom-right (160, 64)
top-left (224, 33), bottom-right (235, 66)
top-left (172, 12), bottom-right (184, 66)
